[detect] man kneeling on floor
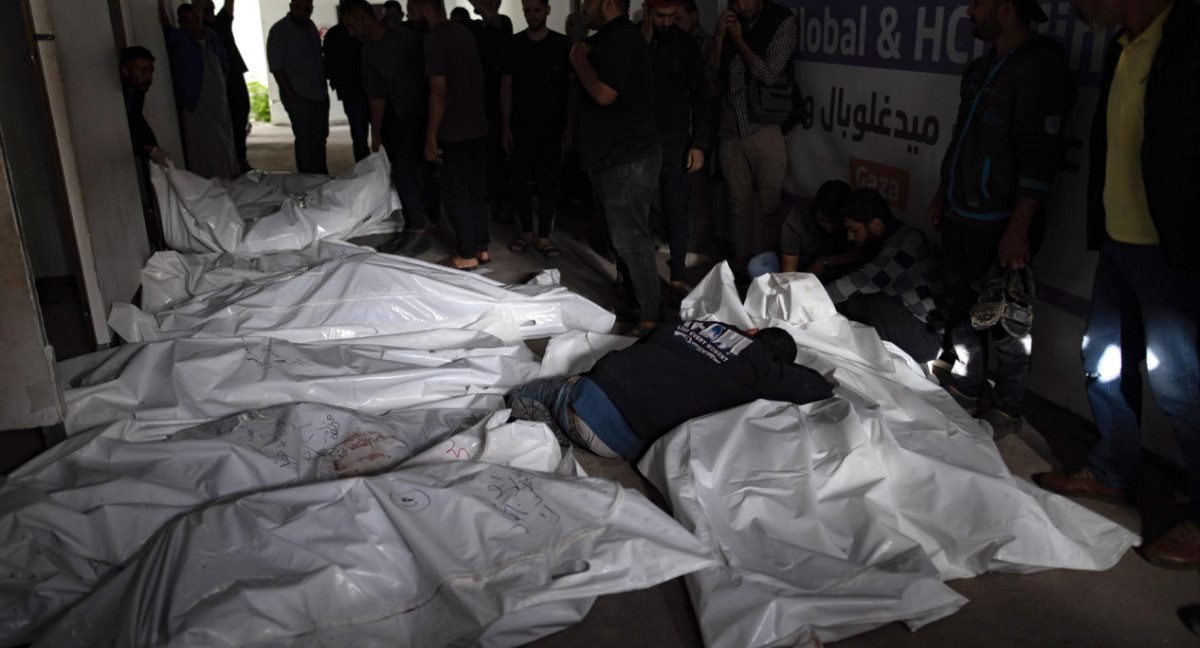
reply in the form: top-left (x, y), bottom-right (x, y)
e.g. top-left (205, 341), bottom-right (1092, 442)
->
top-left (506, 321), bottom-right (833, 460)
top-left (825, 189), bottom-right (946, 364)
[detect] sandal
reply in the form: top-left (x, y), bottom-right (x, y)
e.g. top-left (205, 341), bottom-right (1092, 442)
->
top-left (440, 255), bottom-right (480, 270)
top-left (476, 251), bottom-right (491, 265)
top-left (535, 241), bottom-right (560, 258)
top-left (509, 237), bottom-right (531, 253)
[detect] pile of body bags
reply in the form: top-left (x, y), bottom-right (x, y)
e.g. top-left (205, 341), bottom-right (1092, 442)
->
top-left (0, 218), bottom-right (1136, 647)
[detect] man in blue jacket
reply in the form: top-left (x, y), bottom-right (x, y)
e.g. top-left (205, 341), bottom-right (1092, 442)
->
top-left (1036, 0), bottom-right (1200, 569)
top-left (506, 321), bottom-right (832, 461)
top-left (928, 0), bottom-right (1076, 437)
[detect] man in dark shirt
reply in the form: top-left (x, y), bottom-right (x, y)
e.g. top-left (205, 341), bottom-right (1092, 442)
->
top-left (411, 0), bottom-right (491, 269)
top-left (507, 321), bottom-right (831, 460)
top-left (572, 0), bottom-right (662, 337)
top-left (343, 0), bottom-right (439, 257)
top-left (469, 0), bottom-right (514, 222)
top-left (267, 0), bottom-right (329, 174)
top-left (643, 0), bottom-right (710, 305)
top-left (500, 0), bottom-right (572, 257)
top-left (325, 6), bottom-right (370, 163)
top-left (202, 0), bottom-right (251, 173)
top-left (120, 45), bottom-right (171, 250)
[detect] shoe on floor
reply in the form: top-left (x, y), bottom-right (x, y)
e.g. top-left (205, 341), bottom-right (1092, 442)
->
top-left (1032, 467), bottom-right (1133, 505)
top-left (381, 230), bottom-right (430, 257)
top-left (1142, 521), bottom-right (1200, 570)
top-left (980, 407), bottom-right (1023, 440)
top-left (945, 383), bottom-right (981, 416)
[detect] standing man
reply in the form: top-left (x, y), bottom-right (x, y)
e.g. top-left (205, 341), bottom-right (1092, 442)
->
top-left (500, 0), bottom-right (572, 257)
top-left (267, 0), bottom-right (329, 174)
top-left (159, 1), bottom-right (239, 179)
top-left (410, 0), bottom-right (490, 269)
top-left (928, 0), bottom-right (1075, 437)
top-left (677, 0), bottom-right (720, 265)
top-left (343, 0), bottom-right (439, 257)
top-left (324, 5), bottom-right (370, 163)
top-left (1035, 0), bottom-right (1200, 568)
top-left (714, 0), bottom-right (795, 272)
top-left (469, 0), bottom-right (515, 222)
top-left (202, 0), bottom-right (252, 173)
top-left (572, 0), bottom-right (662, 336)
top-left (643, 0), bottom-right (710, 305)
top-left (120, 45), bottom-right (171, 250)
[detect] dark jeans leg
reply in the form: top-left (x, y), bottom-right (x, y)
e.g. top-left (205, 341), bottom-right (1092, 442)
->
top-left (686, 159), bottom-right (712, 255)
top-left (284, 96), bottom-right (329, 175)
top-left (534, 139), bottom-right (562, 239)
top-left (1084, 239), bottom-right (1200, 516)
top-left (384, 124), bottom-right (431, 231)
top-left (510, 137), bottom-right (536, 235)
top-left (226, 73), bottom-right (250, 168)
top-left (839, 293), bottom-right (942, 363)
top-left (941, 216), bottom-right (1011, 399)
top-left (591, 150), bottom-right (663, 324)
top-left (659, 143), bottom-right (691, 282)
top-left (440, 137), bottom-right (488, 258)
top-left (342, 96), bottom-right (370, 162)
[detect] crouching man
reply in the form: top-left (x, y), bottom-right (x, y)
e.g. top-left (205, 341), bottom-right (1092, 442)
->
top-left (825, 189), bottom-right (945, 364)
top-left (506, 321), bottom-right (833, 460)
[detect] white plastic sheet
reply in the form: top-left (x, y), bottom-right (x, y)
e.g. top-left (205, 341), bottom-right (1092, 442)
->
top-left (152, 152), bottom-right (401, 254)
top-left (52, 335), bottom-right (539, 446)
top-left (637, 264), bottom-right (1139, 647)
top-left (2, 402), bottom-right (717, 647)
top-left (29, 457), bottom-right (715, 648)
top-left (110, 243), bottom-right (616, 344)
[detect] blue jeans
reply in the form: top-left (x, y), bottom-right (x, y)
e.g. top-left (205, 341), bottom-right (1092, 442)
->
top-left (747, 251), bottom-right (780, 278)
top-left (506, 377), bottom-right (625, 457)
top-left (1083, 237), bottom-right (1200, 517)
top-left (590, 149), bottom-right (664, 323)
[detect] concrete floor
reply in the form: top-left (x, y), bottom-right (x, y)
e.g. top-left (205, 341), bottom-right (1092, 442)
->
top-left (240, 124), bottom-right (1200, 647)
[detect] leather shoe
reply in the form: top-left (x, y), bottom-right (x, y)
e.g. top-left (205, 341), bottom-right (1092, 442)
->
top-left (1033, 467), bottom-right (1133, 505)
top-left (1142, 521), bottom-right (1200, 570)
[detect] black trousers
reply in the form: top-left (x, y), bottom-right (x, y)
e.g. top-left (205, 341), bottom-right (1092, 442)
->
top-left (510, 134), bottom-right (563, 239)
top-left (226, 72), bottom-right (250, 168)
top-left (441, 137), bottom-right (489, 258)
top-left (383, 121), bottom-right (439, 231)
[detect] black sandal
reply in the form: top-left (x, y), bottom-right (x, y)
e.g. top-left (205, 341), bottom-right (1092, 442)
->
top-left (535, 242), bottom-right (560, 258)
top-left (508, 237), bottom-right (531, 253)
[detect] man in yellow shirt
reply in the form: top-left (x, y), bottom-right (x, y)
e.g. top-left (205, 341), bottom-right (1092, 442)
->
top-left (1037, 0), bottom-right (1200, 569)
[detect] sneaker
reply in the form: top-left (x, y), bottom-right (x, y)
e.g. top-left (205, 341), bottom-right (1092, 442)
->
top-left (1033, 467), bottom-right (1133, 505)
top-left (1002, 266), bottom-right (1036, 338)
top-left (969, 265), bottom-right (1007, 331)
top-left (1142, 521), bottom-right (1200, 570)
top-left (980, 407), bottom-right (1023, 440)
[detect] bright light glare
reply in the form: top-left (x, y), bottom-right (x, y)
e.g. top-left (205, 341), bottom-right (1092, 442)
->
top-left (1096, 344), bottom-right (1122, 383)
top-left (952, 344), bottom-right (971, 377)
top-left (1146, 349), bottom-right (1160, 372)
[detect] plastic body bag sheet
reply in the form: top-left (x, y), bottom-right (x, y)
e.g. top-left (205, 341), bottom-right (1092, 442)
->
top-left (45, 335), bottom-right (538, 453)
top-left (632, 264), bottom-right (1139, 647)
top-left (152, 152), bottom-right (401, 254)
top-left (26, 460), bottom-right (715, 648)
top-left (110, 244), bottom-right (616, 344)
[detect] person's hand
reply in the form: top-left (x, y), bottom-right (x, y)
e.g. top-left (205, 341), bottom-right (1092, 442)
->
top-left (998, 225), bottom-right (1031, 269)
top-left (641, 8), bottom-right (653, 43)
top-left (719, 10), bottom-right (742, 42)
top-left (502, 126), bottom-right (513, 155)
top-left (685, 148), bottom-right (704, 173)
top-left (806, 258), bottom-right (825, 278)
top-left (569, 42), bottom-right (592, 69)
top-left (148, 146), bottom-right (174, 168)
top-left (715, 9), bottom-right (733, 39)
top-left (927, 192), bottom-right (945, 231)
top-left (424, 138), bottom-right (440, 163)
